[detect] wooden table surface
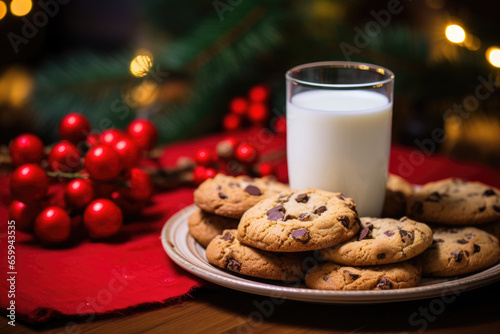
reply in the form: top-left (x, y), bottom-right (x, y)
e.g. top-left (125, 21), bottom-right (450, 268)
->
top-left (2, 280), bottom-right (500, 334)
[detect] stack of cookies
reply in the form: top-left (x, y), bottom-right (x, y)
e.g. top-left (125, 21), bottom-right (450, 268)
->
top-left (405, 178), bottom-right (500, 277)
top-left (188, 174), bottom-right (500, 290)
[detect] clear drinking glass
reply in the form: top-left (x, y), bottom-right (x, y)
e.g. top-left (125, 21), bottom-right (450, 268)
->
top-left (286, 61), bottom-right (394, 217)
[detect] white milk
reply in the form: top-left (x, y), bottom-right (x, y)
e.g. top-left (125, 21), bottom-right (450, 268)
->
top-left (287, 89), bottom-right (392, 217)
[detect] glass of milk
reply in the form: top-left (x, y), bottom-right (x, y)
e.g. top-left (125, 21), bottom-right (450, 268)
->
top-left (286, 61), bottom-right (394, 217)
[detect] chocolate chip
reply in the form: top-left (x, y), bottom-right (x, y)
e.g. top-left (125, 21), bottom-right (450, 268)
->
top-left (314, 206), bottom-right (327, 215)
top-left (226, 257), bottom-right (241, 271)
top-left (478, 206), bottom-right (486, 213)
top-left (465, 233), bottom-right (475, 239)
top-left (338, 215), bottom-right (350, 228)
top-left (244, 185), bottom-right (261, 196)
top-left (267, 211), bottom-right (284, 221)
top-left (298, 213), bottom-right (310, 221)
top-left (446, 228), bottom-right (458, 233)
top-left (221, 231), bottom-right (233, 241)
top-left (229, 183), bottom-right (240, 188)
top-left (493, 205), bottom-right (500, 213)
top-left (384, 230), bottom-right (395, 237)
top-left (322, 276), bottom-right (329, 282)
top-left (451, 250), bottom-right (464, 262)
top-left (456, 239), bottom-right (468, 244)
top-left (284, 214), bottom-right (296, 221)
top-left (400, 217), bottom-right (408, 222)
top-left (291, 228), bottom-right (310, 243)
top-left (426, 191), bottom-right (442, 202)
top-left (412, 201), bottom-right (424, 215)
top-left (433, 238), bottom-right (445, 243)
top-left (295, 193), bottom-right (309, 203)
top-left (473, 244), bottom-right (481, 253)
top-left (358, 226), bottom-right (372, 241)
top-left (337, 194), bottom-right (346, 201)
top-left (218, 192), bottom-right (228, 199)
top-left (267, 204), bottom-right (286, 221)
top-left (377, 277), bottom-right (392, 290)
top-left (483, 189), bottom-right (496, 197)
top-left (217, 185), bottom-right (222, 190)
top-left (377, 253), bottom-right (386, 259)
top-left (399, 230), bottom-right (414, 242)
top-left (343, 270), bottom-right (360, 281)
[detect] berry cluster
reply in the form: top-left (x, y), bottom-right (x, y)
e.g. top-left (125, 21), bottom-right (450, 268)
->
top-left (8, 113), bottom-right (158, 245)
top-left (222, 84), bottom-right (286, 131)
top-left (180, 138), bottom-right (276, 185)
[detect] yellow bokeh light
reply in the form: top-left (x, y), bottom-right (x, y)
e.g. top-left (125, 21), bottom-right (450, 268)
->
top-left (445, 24), bottom-right (466, 44)
top-left (464, 35), bottom-right (481, 51)
top-left (486, 47), bottom-right (500, 68)
top-left (0, 1), bottom-right (7, 20)
top-left (130, 54), bottom-right (153, 78)
top-left (10, 0), bottom-right (32, 17)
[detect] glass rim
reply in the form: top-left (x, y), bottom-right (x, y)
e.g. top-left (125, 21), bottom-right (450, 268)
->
top-left (285, 61), bottom-right (395, 89)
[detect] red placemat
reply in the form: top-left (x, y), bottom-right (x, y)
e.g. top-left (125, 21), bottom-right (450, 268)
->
top-left (1, 128), bottom-right (499, 325)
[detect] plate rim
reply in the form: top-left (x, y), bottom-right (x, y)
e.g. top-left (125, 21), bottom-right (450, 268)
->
top-left (161, 204), bottom-right (500, 304)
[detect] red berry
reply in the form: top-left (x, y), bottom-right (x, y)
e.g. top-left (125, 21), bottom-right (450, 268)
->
top-left (84, 145), bottom-right (122, 181)
top-left (122, 168), bottom-right (153, 201)
top-left (235, 143), bottom-right (258, 164)
top-left (273, 116), bottom-right (286, 134)
top-left (100, 129), bottom-right (127, 146)
top-left (229, 97), bottom-right (248, 115)
top-left (59, 113), bottom-right (91, 144)
top-left (248, 85), bottom-right (270, 102)
top-left (205, 168), bottom-right (216, 179)
top-left (258, 162), bottom-right (275, 176)
top-left (10, 164), bottom-right (48, 202)
top-left (35, 207), bottom-right (71, 244)
top-left (9, 134), bottom-right (44, 166)
top-left (126, 119), bottom-right (158, 151)
top-left (193, 166), bottom-right (206, 185)
top-left (247, 103), bottom-right (269, 123)
top-left (85, 133), bottom-right (100, 147)
top-left (9, 200), bottom-right (40, 233)
top-left (111, 191), bottom-right (145, 214)
top-left (223, 113), bottom-right (241, 131)
top-left (65, 179), bottom-right (94, 209)
top-left (83, 199), bottom-right (123, 238)
top-left (48, 141), bottom-right (82, 172)
top-left (194, 149), bottom-right (215, 166)
top-left (216, 137), bottom-right (239, 159)
top-left (113, 137), bottom-right (140, 169)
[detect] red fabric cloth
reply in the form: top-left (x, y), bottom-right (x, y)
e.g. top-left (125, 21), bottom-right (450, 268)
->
top-left (1, 128), bottom-right (499, 325)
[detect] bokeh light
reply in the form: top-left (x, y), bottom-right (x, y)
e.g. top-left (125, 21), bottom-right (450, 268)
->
top-left (130, 53), bottom-right (153, 78)
top-left (0, 1), bottom-right (7, 20)
top-left (445, 24), bottom-right (466, 44)
top-left (10, 0), bottom-right (32, 17)
top-left (486, 47), bottom-right (500, 68)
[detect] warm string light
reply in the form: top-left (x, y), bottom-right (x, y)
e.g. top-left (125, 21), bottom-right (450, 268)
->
top-left (130, 51), bottom-right (153, 78)
top-left (486, 47), bottom-right (500, 68)
top-left (445, 24), bottom-right (466, 44)
top-left (10, 0), bottom-right (32, 17)
top-left (0, 1), bottom-right (7, 20)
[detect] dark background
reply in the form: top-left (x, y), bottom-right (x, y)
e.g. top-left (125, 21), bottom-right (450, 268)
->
top-left (1, 0), bottom-right (499, 166)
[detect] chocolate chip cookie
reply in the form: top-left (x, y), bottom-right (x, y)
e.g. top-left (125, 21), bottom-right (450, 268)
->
top-left (193, 174), bottom-right (289, 219)
top-left (305, 260), bottom-right (422, 290)
top-left (421, 226), bottom-right (500, 277)
top-left (407, 178), bottom-right (500, 225)
top-left (382, 174), bottom-right (414, 218)
top-left (237, 189), bottom-right (360, 252)
top-left (205, 230), bottom-right (304, 281)
top-left (320, 217), bottom-right (433, 266)
top-left (188, 208), bottom-right (239, 247)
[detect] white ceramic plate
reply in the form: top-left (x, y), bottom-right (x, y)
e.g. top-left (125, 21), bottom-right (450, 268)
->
top-left (161, 204), bottom-right (500, 304)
